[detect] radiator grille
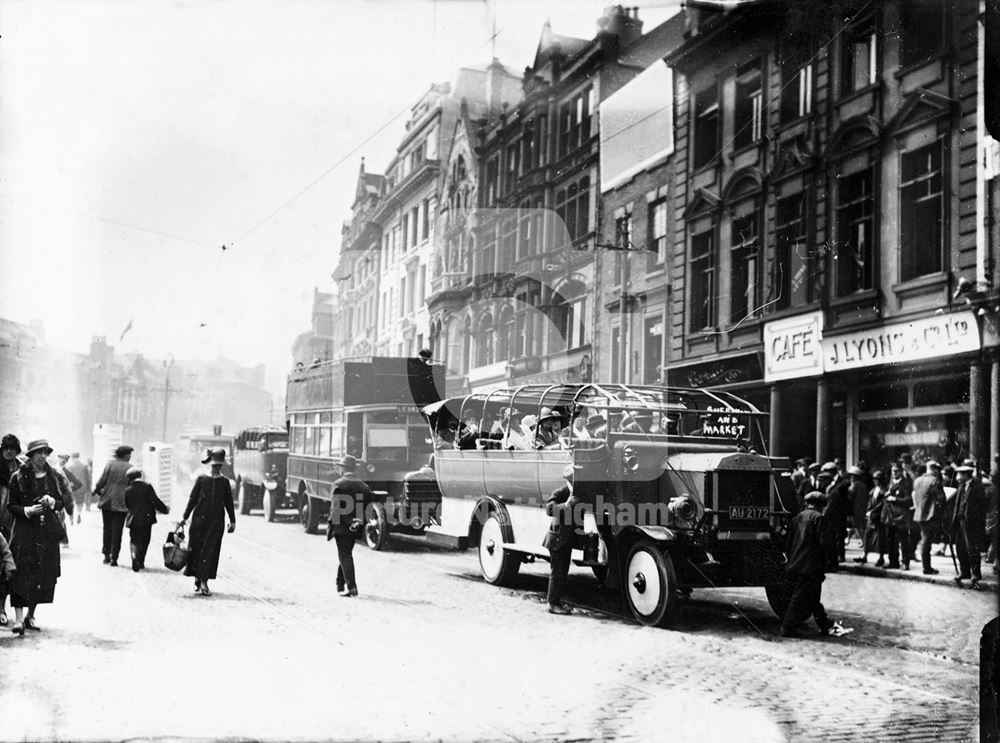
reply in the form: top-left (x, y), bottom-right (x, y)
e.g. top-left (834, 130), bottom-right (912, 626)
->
top-left (714, 471), bottom-right (770, 531)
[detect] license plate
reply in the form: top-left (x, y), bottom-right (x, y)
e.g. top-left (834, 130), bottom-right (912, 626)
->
top-left (728, 506), bottom-right (769, 520)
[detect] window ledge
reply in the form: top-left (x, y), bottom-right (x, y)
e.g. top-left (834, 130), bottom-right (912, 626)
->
top-left (830, 288), bottom-right (879, 308)
top-left (728, 138), bottom-right (765, 161)
top-left (891, 271), bottom-right (948, 298)
top-left (894, 49), bottom-right (950, 80)
top-left (691, 157), bottom-right (720, 177)
top-left (836, 81), bottom-right (881, 107)
top-left (774, 113), bottom-right (818, 137)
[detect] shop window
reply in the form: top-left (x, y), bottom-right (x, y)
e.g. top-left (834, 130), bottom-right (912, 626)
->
top-left (840, 16), bottom-right (877, 96)
top-left (900, 141), bottom-right (944, 281)
top-left (781, 60), bottom-right (813, 123)
top-left (689, 228), bottom-right (717, 331)
top-left (734, 61), bottom-right (764, 149)
top-left (835, 168), bottom-right (876, 295)
top-left (913, 380), bottom-right (968, 407)
top-left (730, 207), bottom-right (760, 324)
top-left (648, 198), bottom-right (668, 264)
top-left (693, 86), bottom-right (720, 169)
top-left (860, 384), bottom-right (909, 412)
top-left (774, 192), bottom-right (814, 309)
top-left (899, 0), bottom-right (945, 68)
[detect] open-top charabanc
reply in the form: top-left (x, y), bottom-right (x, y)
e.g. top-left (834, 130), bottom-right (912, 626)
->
top-left (412, 383), bottom-right (796, 628)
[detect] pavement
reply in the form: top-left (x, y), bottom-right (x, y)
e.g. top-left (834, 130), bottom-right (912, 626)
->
top-left (839, 537), bottom-right (999, 591)
top-left (0, 509), bottom-right (996, 742)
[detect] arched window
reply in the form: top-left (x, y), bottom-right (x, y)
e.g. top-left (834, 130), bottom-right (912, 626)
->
top-left (496, 305), bottom-right (515, 362)
top-left (475, 312), bottom-right (494, 367)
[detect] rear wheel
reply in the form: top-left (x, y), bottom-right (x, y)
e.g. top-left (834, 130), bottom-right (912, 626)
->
top-left (478, 513), bottom-right (520, 586)
top-left (364, 502), bottom-right (390, 551)
top-left (300, 492), bottom-right (319, 534)
top-left (623, 540), bottom-right (680, 628)
top-left (262, 489), bottom-right (276, 523)
top-left (237, 481), bottom-right (251, 516)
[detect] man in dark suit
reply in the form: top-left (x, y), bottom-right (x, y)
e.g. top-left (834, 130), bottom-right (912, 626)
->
top-left (543, 463), bottom-right (582, 615)
top-left (781, 490), bottom-right (834, 638)
top-left (953, 462), bottom-right (988, 586)
top-left (326, 455), bottom-right (371, 597)
top-left (123, 467), bottom-right (169, 572)
top-left (912, 460), bottom-right (946, 575)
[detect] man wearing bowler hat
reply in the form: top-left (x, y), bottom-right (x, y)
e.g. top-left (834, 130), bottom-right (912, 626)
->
top-left (326, 454), bottom-right (371, 597)
top-left (93, 445), bottom-right (134, 566)
top-left (912, 460), bottom-right (947, 575)
top-left (543, 463), bottom-right (584, 615)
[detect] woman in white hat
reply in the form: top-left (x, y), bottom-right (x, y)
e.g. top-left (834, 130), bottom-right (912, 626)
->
top-left (179, 448), bottom-right (235, 596)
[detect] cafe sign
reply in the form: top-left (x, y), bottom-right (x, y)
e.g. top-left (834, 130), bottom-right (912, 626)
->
top-left (821, 310), bottom-right (980, 373)
top-left (763, 310), bottom-right (824, 382)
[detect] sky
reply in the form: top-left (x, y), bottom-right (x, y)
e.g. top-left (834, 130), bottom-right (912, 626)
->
top-left (0, 0), bottom-right (679, 395)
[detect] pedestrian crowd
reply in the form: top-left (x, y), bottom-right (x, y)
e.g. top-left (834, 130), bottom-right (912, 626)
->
top-left (0, 429), bottom-right (241, 637)
top-left (788, 454), bottom-right (998, 587)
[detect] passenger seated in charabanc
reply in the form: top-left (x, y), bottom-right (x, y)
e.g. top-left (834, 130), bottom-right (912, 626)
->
top-left (489, 407), bottom-right (517, 439)
top-left (585, 412), bottom-right (607, 439)
top-left (570, 407), bottom-right (592, 440)
top-left (502, 410), bottom-right (531, 451)
top-left (434, 416), bottom-right (460, 449)
top-left (621, 409), bottom-right (654, 434)
top-left (535, 407), bottom-right (565, 449)
top-left (457, 413), bottom-right (480, 450)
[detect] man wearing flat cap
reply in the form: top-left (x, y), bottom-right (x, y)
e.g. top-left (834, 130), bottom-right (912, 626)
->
top-left (326, 454), bottom-right (371, 597)
top-left (124, 467), bottom-right (169, 572)
top-left (781, 490), bottom-right (835, 638)
top-left (93, 444), bottom-right (134, 566)
top-left (542, 463), bottom-right (584, 615)
top-left (912, 460), bottom-right (947, 575)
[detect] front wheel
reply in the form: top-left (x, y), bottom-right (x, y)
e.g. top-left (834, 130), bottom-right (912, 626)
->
top-left (300, 492), bottom-right (319, 534)
top-left (262, 489), bottom-right (276, 523)
top-left (478, 513), bottom-right (520, 586)
top-left (364, 502), bottom-right (390, 551)
top-left (623, 540), bottom-right (680, 628)
top-left (237, 481), bottom-right (251, 516)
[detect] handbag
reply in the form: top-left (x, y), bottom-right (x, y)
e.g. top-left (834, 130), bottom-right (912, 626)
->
top-left (162, 525), bottom-right (191, 571)
top-left (40, 509), bottom-right (67, 544)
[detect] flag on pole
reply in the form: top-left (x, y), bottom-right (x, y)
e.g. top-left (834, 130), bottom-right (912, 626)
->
top-left (119, 318), bottom-right (133, 342)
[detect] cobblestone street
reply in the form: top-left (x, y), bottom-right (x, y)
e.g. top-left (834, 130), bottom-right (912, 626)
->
top-left (0, 510), bottom-right (993, 742)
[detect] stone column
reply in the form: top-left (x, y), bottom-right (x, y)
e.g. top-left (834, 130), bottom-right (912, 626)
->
top-left (769, 384), bottom-right (784, 457)
top-left (991, 357), bottom-right (1000, 464)
top-left (971, 360), bottom-right (986, 463)
top-left (815, 378), bottom-right (830, 464)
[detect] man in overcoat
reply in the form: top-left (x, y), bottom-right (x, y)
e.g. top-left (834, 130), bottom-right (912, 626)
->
top-left (123, 467), bottom-right (169, 572)
top-left (781, 490), bottom-right (835, 638)
top-left (326, 454), bottom-right (370, 597)
top-left (912, 460), bottom-right (947, 575)
top-left (953, 462), bottom-right (988, 586)
top-left (543, 463), bottom-right (582, 615)
top-left (64, 452), bottom-right (92, 519)
top-left (93, 445), bottom-right (134, 566)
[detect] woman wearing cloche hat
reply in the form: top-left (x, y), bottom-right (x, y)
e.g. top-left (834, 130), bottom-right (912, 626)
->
top-left (179, 448), bottom-right (236, 596)
top-left (5, 438), bottom-right (73, 635)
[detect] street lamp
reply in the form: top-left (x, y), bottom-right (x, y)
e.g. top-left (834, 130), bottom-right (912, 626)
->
top-left (162, 356), bottom-right (175, 441)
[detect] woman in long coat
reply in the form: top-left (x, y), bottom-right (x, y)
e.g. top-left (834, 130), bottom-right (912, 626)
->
top-left (0, 433), bottom-right (23, 626)
top-left (6, 438), bottom-right (72, 635)
top-left (180, 448), bottom-right (235, 596)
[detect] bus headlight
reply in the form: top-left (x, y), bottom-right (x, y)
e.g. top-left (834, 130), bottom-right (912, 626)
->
top-left (668, 494), bottom-right (702, 529)
top-left (623, 446), bottom-right (639, 472)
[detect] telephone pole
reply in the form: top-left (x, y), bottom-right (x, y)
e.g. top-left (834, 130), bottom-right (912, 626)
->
top-left (162, 357), bottom-right (175, 441)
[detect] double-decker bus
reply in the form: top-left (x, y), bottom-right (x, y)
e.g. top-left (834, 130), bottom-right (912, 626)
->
top-left (285, 357), bottom-right (445, 542)
top-left (412, 383), bottom-right (795, 628)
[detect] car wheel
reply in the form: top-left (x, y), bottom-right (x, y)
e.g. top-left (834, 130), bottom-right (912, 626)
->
top-left (263, 489), bottom-right (276, 523)
top-left (478, 512), bottom-right (519, 586)
top-left (300, 492), bottom-right (319, 534)
top-left (623, 540), bottom-right (680, 628)
top-left (237, 481), bottom-right (251, 516)
top-left (364, 502), bottom-right (390, 551)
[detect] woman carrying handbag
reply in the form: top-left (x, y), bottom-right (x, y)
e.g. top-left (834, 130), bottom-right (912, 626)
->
top-left (5, 439), bottom-right (71, 635)
top-left (178, 448), bottom-right (235, 596)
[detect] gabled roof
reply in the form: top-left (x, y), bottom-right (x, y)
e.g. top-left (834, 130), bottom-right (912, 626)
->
top-left (532, 19), bottom-right (589, 70)
top-left (352, 159), bottom-right (385, 208)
